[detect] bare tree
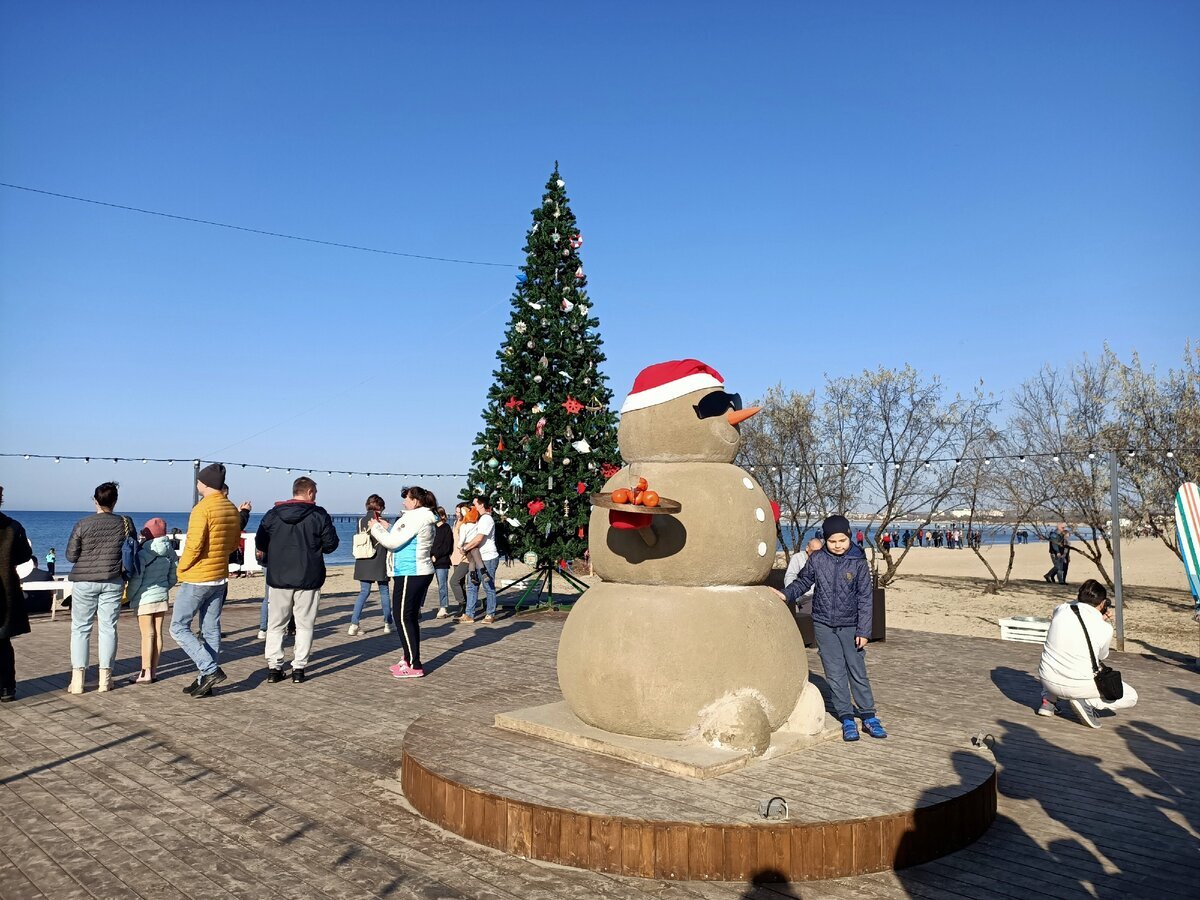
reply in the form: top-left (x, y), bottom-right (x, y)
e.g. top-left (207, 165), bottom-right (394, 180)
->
top-left (736, 385), bottom-right (823, 558)
top-left (1108, 343), bottom-right (1200, 560)
top-left (835, 366), bottom-right (998, 587)
top-left (1008, 357), bottom-right (1119, 587)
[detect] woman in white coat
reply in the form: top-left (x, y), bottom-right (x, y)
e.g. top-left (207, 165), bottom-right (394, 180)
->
top-left (370, 486), bottom-right (438, 679)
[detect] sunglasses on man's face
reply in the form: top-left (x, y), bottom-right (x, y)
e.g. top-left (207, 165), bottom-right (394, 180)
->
top-left (693, 391), bottom-right (742, 420)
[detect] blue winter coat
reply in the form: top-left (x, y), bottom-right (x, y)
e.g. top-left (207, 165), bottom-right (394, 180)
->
top-left (783, 544), bottom-right (873, 637)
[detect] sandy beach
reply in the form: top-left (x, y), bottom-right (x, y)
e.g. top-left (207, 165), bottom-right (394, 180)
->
top-left (220, 536), bottom-right (1198, 661)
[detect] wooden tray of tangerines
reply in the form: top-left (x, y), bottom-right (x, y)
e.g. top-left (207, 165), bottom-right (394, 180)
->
top-left (591, 477), bottom-right (681, 515)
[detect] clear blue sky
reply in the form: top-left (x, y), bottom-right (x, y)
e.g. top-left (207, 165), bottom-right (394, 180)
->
top-left (2, 1), bottom-right (1196, 511)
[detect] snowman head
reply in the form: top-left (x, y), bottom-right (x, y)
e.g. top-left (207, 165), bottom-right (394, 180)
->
top-left (618, 359), bottom-right (759, 463)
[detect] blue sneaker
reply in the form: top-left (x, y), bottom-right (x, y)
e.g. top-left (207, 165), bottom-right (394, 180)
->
top-left (862, 716), bottom-right (888, 739)
top-left (841, 718), bottom-right (860, 742)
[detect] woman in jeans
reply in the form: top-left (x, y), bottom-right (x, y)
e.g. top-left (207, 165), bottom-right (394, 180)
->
top-left (448, 503), bottom-right (471, 617)
top-left (66, 482), bottom-right (129, 694)
top-left (348, 494), bottom-right (392, 636)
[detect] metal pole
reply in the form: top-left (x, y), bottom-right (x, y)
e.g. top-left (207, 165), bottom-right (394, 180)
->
top-left (1108, 451), bottom-right (1125, 651)
top-left (192, 459), bottom-right (201, 507)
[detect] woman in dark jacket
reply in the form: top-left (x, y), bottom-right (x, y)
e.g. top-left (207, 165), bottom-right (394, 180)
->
top-left (348, 494), bottom-right (392, 636)
top-left (431, 507), bottom-right (455, 619)
top-left (0, 485), bottom-right (34, 702)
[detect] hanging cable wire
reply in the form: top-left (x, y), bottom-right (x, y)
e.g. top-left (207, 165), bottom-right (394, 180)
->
top-left (0, 453), bottom-right (467, 479)
top-left (0, 181), bottom-right (517, 268)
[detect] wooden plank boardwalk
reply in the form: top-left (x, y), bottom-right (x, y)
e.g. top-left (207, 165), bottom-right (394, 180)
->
top-left (1, 591), bottom-right (1197, 898)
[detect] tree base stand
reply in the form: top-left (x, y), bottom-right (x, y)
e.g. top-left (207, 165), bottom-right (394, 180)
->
top-left (496, 563), bottom-right (590, 613)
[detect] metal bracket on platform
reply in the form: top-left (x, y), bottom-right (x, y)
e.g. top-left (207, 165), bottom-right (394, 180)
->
top-left (759, 796), bottom-right (789, 820)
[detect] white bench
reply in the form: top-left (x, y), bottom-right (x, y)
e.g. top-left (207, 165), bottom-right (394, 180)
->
top-left (998, 616), bottom-right (1050, 643)
top-left (22, 578), bottom-right (73, 621)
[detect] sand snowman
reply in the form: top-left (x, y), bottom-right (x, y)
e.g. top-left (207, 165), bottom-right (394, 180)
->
top-left (557, 360), bottom-right (824, 756)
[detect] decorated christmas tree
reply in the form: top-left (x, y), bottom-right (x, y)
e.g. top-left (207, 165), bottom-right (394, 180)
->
top-left (462, 165), bottom-right (620, 565)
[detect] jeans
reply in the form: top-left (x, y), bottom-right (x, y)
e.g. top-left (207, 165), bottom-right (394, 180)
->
top-left (70, 581), bottom-right (124, 670)
top-left (449, 562), bottom-right (469, 609)
top-left (1046, 555), bottom-right (1067, 584)
top-left (351, 580), bottom-right (392, 625)
top-left (434, 567), bottom-right (450, 610)
top-left (170, 582), bottom-right (226, 677)
top-left (465, 556), bottom-right (499, 619)
top-left (812, 620), bottom-right (877, 720)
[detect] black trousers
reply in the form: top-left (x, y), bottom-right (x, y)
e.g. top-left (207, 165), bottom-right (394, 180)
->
top-left (391, 574), bottom-right (434, 669)
top-left (0, 637), bottom-right (14, 691)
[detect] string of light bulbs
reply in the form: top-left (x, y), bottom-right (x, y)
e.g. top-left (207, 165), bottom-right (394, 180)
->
top-left (742, 446), bottom-right (1190, 474)
top-left (1, 453), bottom-right (467, 480)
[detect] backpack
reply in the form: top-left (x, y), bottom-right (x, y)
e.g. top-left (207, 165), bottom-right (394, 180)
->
top-left (121, 516), bottom-right (143, 580)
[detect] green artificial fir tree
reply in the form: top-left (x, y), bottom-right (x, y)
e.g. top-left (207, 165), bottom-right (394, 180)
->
top-left (462, 165), bottom-right (620, 578)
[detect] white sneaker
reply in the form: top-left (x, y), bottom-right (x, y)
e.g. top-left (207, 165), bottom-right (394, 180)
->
top-left (256, 630), bottom-right (267, 641)
top-left (347, 623), bottom-right (361, 636)
top-left (436, 608), bottom-right (448, 619)
top-left (1068, 698), bottom-right (1101, 729)
top-left (383, 621), bottom-right (392, 634)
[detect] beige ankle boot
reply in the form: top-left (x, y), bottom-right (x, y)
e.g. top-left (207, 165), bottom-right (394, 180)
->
top-left (67, 668), bottom-right (85, 694)
top-left (98, 668), bottom-right (113, 692)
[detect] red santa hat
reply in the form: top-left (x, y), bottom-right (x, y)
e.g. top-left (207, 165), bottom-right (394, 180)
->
top-left (620, 359), bottom-right (724, 414)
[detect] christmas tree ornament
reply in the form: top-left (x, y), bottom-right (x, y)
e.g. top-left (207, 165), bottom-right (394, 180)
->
top-left (505, 396), bottom-right (524, 410)
top-left (577, 481), bottom-right (588, 494)
top-left (508, 517), bottom-right (521, 528)
top-left (583, 377), bottom-right (591, 384)
top-left (531, 403), bottom-right (544, 414)
top-left (551, 231), bottom-right (560, 243)
top-left (516, 272), bottom-right (527, 283)
top-left (545, 521), bottom-right (552, 537)
top-left (527, 301), bottom-right (543, 310)
top-left (575, 266), bottom-right (584, 280)
top-left (553, 208), bottom-right (560, 219)
top-left (497, 437), bottom-right (505, 451)
top-left (543, 444), bottom-right (553, 463)
top-left (536, 416), bottom-right (547, 437)
top-left (562, 396), bottom-right (584, 414)
top-left (578, 526), bottom-right (585, 538)
top-left (571, 438), bottom-right (592, 453)
top-left (562, 298), bottom-right (574, 313)
top-left (544, 196), bottom-right (552, 205)
top-left (516, 321), bottom-right (527, 333)
top-left (577, 303), bottom-right (589, 315)
top-left (539, 354), bottom-right (549, 369)
top-left (562, 248), bottom-right (570, 257)
top-left (533, 374), bottom-right (542, 383)
top-left (563, 456), bottom-right (571, 465)
top-left (527, 499), bottom-right (546, 517)
top-left (556, 178), bottom-right (565, 188)
top-left (548, 475), bottom-right (554, 489)
top-left (566, 425), bottom-right (575, 439)
top-left (487, 457), bottom-right (499, 469)
top-left (587, 462), bottom-right (596, 470)
top-left (570, 233), bottom-right (583, 249)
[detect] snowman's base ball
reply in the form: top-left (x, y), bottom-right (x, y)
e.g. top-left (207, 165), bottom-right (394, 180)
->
top-left (556, 582), bottom-right (809, 744)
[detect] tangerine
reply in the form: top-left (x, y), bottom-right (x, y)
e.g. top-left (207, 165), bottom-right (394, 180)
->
top-left (641, 490), bottom-right (660, 508)
top-left (635, 476), bottom-right (648, 492)
top-left (611, 488), bottom-right (631, 504)
top-left (631, 490), bottom-right (644, 505)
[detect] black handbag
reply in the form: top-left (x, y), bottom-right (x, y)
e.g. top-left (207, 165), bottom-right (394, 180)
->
top-left (1070, 604), bottom-right (1124, 702)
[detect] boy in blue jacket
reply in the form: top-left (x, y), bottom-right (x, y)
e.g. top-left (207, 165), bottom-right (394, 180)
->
top-left (783, 514), bottom-right (887, 742)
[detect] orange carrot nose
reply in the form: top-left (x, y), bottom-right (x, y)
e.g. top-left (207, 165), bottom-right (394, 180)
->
top-left (727, 406), bottom-right (761, 426)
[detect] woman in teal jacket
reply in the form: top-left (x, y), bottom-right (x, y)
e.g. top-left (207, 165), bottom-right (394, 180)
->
top-left (125, 518), bottom-right (177, 684)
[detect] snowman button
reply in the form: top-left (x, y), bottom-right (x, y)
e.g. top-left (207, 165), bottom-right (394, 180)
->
top-left (757, 541), bottom-right (768, 556)
top-left (742, 477), bottom-right (754, 490)
top-left (755, 507), bottom-right (765, 522)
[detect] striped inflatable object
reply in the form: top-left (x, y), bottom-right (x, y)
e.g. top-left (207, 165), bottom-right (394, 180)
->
top-left (1174, 482), bottom-right (1200, 611)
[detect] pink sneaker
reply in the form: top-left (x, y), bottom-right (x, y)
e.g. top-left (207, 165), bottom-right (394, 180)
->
top-left (389, 661), bottom-right (410, 678)
top-left (395, 667), bottom-right (425, 678)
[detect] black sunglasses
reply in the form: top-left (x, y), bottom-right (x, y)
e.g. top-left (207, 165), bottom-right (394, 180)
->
top-left (693, 391), bottom-right (742, 420)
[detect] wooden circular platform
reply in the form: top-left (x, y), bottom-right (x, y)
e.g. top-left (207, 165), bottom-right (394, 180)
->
top-left (401, 708), bottom-right (997, 882)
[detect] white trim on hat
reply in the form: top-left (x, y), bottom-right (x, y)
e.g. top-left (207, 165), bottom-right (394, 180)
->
top-left (620, 372), bottom-right (724, 414)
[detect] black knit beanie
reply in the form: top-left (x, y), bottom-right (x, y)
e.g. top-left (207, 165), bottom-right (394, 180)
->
top-left (822, 514), bottom-right (851, 540)
top-left (197, 462), bottom-right (227, 491)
